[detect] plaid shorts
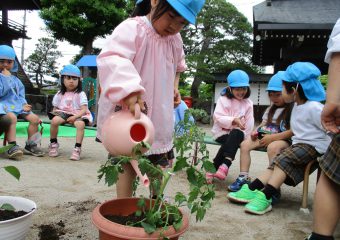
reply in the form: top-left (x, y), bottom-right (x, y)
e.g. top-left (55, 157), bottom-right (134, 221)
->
top-left (319, 133), bottom-right (340, 185)
top-left (269, 143), bottom-right (321, 186)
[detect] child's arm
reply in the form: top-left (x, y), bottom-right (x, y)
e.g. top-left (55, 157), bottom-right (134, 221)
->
top-left (174, 72), bottom-right (181, 107)
top-left (97, 19), bottom-right (145, 115)
top-left (17, 78), bottom-right (28, 108)
top-left (259, 129), bottom-right (293, 147)
top-left (322, 52), bottom-right (340, 133)
top-left (67, 105), bottom-right (87, 124)
top-left (243, 102), bottom-right (255, 138)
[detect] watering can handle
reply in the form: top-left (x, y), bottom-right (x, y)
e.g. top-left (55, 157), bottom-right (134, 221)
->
top-left (134, 103), bottom-right (141, 120)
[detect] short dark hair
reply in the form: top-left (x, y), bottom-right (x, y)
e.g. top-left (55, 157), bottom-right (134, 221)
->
top-left (60, 76), bottom-right (82, 94)
top-left (131, 0), bottom-right (181, 23)
top-left (282, 81), bottom-right (307, 101)
top-left (224, 87), bottom-right (251, 99)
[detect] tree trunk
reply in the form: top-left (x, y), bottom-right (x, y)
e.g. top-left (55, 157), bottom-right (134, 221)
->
top-left (82, 39), bottom-right (94, 78)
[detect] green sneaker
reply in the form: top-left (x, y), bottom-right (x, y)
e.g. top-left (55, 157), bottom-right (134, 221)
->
top-left (245, 191), bottom-right (272, 215)
top-left (227, 184), bottom-right (258, 204)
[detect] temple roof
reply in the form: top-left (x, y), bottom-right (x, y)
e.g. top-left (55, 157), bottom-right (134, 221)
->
top-left (0, 0), bottom-right (41, 10)
top-left (252, 0), bottom-right (340, 73)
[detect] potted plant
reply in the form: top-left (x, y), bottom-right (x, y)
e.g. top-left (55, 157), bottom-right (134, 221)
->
top-left (92, 113), bottom-right (216, 239)
top-left (0, 150), bottom-right (37, 240)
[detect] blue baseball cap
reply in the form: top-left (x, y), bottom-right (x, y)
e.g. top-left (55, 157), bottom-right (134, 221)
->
top-left (266, 71), bottom-right (284, 91)
top-left (0, 45), bottom-right (16, 60)
top-left (167, 0), bottom-right (205, 25)
top-left (282, 62), bottom-right (325, 101)
top-left (227, 70), bottom-right (250, 87)
top-left (60, 64), bottom-right (81, 77)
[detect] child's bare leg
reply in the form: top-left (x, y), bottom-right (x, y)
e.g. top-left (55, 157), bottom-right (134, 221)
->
top-left (74, 120), bottom-right (85, 144)
top-left (50, 116), bottom-right (65, 138)
top-left (6, 112), bottom-right (17, 142)
top-left (116, 163), bottom-right (136, 198)
top-left (239, 138), bottom-right (260, 172)
top-left (313, 172), bottom-right (340, 236)
top-left (23, 113), bottom-right (40, 139)
top-left (257, 168), bottom-right (274, 185)
top-left (266, 140), bottom-right (289, 164)
top-left (266, 165), bottom-right (286, 189)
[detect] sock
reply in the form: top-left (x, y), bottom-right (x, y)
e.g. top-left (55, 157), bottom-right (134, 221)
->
top-left (222, 157), bottom-right (232, 168)
top-left (262, 184), bottom-right (279, 200)
top-left (239, 172), bottom-right (249, 178)
top-left (50, 138), bottom-right (57, 143)
top-left (249, 178), bottom-right (264, 191)
top-left (9, 141), bottom-right (16, 145)
top-left (75, 143), bottom-right (81, 148)
top-left (309, 232), bottom-right (334, 240)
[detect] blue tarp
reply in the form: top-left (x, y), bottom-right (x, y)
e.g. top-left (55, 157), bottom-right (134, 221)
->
top-left (76, 55), bottom-right (97, 67)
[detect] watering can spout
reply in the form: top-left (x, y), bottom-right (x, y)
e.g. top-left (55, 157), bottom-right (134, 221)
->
top-left (130, 159), bottom-right (150, 187)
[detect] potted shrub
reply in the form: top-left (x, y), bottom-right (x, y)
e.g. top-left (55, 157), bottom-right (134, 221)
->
top-left (0, 150), bottom-right (37, 240)
top-left (92, 113), bottom-right (216, 239)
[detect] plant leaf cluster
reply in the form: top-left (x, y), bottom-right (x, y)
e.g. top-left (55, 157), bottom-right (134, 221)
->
top-left (98, 111), bottom-right (215, 235)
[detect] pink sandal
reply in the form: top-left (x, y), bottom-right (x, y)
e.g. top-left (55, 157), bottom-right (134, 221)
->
top-left (205, 172), bottom-right (214, 184)
top-left (214, 165), bottom-right (229, 180)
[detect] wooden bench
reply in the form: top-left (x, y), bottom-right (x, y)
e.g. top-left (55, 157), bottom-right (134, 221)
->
top-left (193, 135), bottom-right (320, 212)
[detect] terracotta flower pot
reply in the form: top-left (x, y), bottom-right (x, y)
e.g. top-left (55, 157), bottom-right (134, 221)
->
top-left (0, 196), bottom-right (37, 240)
top-left (92, 198), bottom-right (189, 240)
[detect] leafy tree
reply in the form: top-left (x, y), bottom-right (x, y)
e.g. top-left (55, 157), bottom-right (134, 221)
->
top-left (40, 0), bottom-right (129, 55)
top-left (181, 0), bottom-right (256, 100)
top-left (24, 37), bottom-right (61, 88)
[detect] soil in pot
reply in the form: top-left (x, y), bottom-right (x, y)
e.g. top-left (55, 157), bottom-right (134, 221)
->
top-left (0, 209), bottom-right (29, 221)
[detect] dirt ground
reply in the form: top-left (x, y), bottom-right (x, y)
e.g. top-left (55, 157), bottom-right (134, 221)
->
top-left (1, 128), bottom-right (339, 239)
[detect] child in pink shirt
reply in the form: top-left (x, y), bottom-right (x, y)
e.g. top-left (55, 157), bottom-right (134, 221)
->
top-left (48, 64), bottom-right (93, 161)
top-left (206, 70), bottom-right (254, 184)
top-left (97, 0), bottom-right (205, 198)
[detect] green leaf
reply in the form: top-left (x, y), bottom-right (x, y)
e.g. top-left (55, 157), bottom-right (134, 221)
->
top-left (0, 144), bottom-right (14, 154)
top-left (141, 222), bottom-right (157, 234)
top-left (3, 166), bottom-right (20, 180)
top-left (0, 203), bottom-right (16, 211)
top-left (173, 157), bottom-right (189, 172)
top-left (202, 161), bottom-right (216, 173)
top-left (174, 193), bottom-right (187, 205)
top-left (173, 219), bottom-right (183, 231)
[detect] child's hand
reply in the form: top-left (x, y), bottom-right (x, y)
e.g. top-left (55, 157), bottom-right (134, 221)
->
top-left (259, 134), bottom-right (274, 147)
top-left (232, 117), bottom-right (245, 130)
top-left (251, 130), bottom-right (258, 141)
top-left (66, 116), bottom-right (77, 124)
top-left (174, 89), bottom-right (181, 108)
top-left (1, 68), bottom-right (11, 76)
top-left (123, 92), bottom-right (145, 116)
top-left (22, 104), bottom-right (32, 112)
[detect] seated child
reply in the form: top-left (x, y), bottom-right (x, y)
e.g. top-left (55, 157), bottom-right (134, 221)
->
top-left (206, 70), bottom-right (254, 184)
top-left (228, 72), bottom-right (293, 192)
top-left (48, 64), bottom-right (93, 161)
top-left (227, 62), bottom-right (331, 215)
top-left (0, 45), bottom-right (44, 159)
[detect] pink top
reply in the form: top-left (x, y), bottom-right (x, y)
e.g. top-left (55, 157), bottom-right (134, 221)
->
top-left (96, 16), bottom-right (186, 154)
top-left (52, 91), bottom-right (93, 124)
top-left (211, 96), bottom-right (254, 139)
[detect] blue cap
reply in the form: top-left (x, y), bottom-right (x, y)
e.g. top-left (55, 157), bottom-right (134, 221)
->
top-left (167, 0), bottom-right (205, 25)
top-left (227, 70), bottom-right (250, 87)
top-left (0, 45), bottom-right (16, 60)
top-left (136, 0), bottom-right (143, 4)
top-left (282, 62), bottom-right (325, 101)
top-left (60, 64), bottom-right (81, 77)
top-left (266, 71), bottom-right (284, 91)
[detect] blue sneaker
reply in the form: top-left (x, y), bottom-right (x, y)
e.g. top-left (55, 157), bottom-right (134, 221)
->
top-left (228, 175), bottom-right (251, 192)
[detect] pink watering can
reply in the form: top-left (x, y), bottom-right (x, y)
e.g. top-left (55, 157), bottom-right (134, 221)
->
top-left (101, 104), bottom-right (155, 187)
